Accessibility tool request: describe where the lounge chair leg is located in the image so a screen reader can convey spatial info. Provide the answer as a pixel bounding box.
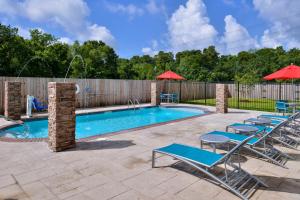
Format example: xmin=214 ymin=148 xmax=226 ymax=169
xmin=152 ymin=151 xmax=156 ymax=168
xmin=246 ymin=146 xmax=288 ymax=169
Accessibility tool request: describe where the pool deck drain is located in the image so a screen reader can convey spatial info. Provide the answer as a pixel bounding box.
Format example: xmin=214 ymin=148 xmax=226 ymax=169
xmin=0 ymin=104 xmax=300 ymax=200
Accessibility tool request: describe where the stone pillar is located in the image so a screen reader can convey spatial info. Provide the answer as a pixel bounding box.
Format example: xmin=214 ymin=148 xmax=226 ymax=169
xmin=4 ymin=81 xmax=22 ymax=120
xmin=48 ymin=82 xmax=76 ymax=152
xmin=151 ymin=81 xmax=160 ymax=106
xmin=216 ymin=84 xmax=228 ymax=113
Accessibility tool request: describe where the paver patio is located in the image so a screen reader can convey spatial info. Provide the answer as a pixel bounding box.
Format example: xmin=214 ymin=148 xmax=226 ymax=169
xmin=0 ymin=104 xmax=300 ymax=200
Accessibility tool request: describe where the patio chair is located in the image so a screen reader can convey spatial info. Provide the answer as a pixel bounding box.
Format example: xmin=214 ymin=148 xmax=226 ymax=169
xmin=226 ymin=122 xmax=299 ymax=150
xmin=152 ymin=135 xmax=268 ymax=200
xmin=170 ymin=93 xmax=178 ymax=103
xmin=205 ymin=131 xmax=292 ymax=168
xmin=160 ymin=93 xmax=169 ymax=103
xmin=275 ymin=101 xmax=290 ymax=114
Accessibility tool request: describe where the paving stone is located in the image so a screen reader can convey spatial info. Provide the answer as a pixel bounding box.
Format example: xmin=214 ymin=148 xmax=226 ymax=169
xmin=0 ymin=184 xmax=29 ymax=200
xmin=156 ymin=192 xmax=185 ymax=200
xmin=84 ymin=181 xmax=129 ymax=200
xmin=157 ymin=172 xmax=199 ymax=194
xmin=14 ymin=167 xmax=57 ymax=185
xmin=64 ymin=193 xmax=93 ymax=200
xmin=0 ymin=174 xmax=16 ymax=189
xmin=21 ymin=181 xmax=57 ymax=200
xmin=176 ymin=179 xmax=222 ymax=200
xmin=111 ymin=189 xmax=153 ymax=200
xmin=121 ymin=169 xmax=175 ymax=198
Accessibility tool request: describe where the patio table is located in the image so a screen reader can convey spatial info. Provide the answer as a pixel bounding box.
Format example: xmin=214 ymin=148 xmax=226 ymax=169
xmin=226 ymin=125 xmax=259 ymax=135
xmin=162 ymin=93 xmax=176 ymax=103
xmin=244 ymin=118 xmax=272 ymax=126
xmin=199 ymin=134 xmax=230 ymax=153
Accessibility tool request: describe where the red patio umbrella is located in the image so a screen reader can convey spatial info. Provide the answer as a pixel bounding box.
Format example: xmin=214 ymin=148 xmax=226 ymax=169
xmin=263 ymin=64 xmax=300 ymax=80
xmin=156 ymin=70 xmax=185 ymax=80
xmin=156 ymin=70 xmax=185 ymax=102
xmin=263 ymin=63 xmax=300 ymax=101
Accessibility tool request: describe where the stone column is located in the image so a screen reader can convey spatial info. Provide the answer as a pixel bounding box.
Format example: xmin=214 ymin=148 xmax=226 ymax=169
xmin=216 ymin=84 xmax=228 ymax=113
xmin=151 ymin=81 xmax=160 ymax=106
xmin=4 ymin=81 xmax=22 ymax=120
xmin=48 ymin=82 xmax=76 ymax=152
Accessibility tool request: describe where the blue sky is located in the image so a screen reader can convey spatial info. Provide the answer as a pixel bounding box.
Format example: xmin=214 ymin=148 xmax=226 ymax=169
xmin=0 ymin=0 xmax=299 ymax=58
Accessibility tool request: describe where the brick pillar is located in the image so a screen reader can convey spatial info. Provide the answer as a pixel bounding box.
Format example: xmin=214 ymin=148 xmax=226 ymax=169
xmin=151 ymin=81 xmax=161 ymax=106
xmin=48 ymin=82 xmax=76 ymax=152
xmin=4 ymin=81 xmax=22 ymax=120
xmin=216 ymin=84 xmax=228 ymax=113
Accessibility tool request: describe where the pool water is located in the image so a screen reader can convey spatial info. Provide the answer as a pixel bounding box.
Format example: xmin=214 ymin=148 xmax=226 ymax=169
xmin=0 ymin=107 xmax=205 ymax=139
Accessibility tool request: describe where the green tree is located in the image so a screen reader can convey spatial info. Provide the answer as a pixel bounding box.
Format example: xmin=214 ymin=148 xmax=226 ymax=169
xmin=0 ymin=24 xmax=30 ymax=76
xmin=70 ymin=41 xmax=118 ymax=79
xmin=130 ymin=55 xmax=155 ymax=79
xmin=117 ymin=58 xmax=137 ymax=79
xmin=154 ymin=51 xmax=175 ymax=74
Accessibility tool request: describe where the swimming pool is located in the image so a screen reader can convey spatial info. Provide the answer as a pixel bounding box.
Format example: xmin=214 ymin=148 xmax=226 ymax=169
xmin=0 ymin=106 xmax=205 ymax=139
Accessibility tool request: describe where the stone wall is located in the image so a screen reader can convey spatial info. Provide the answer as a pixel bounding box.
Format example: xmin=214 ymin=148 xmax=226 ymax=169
xmin=4 ymin=81 xmax=22 ymax=120
xmin=216 ymin=84 xmax=228 ymax=113
xmin=48 ymin=82 xmax=76 ymax=152
xmin=151 ymin=81 xmax=160 ymax=106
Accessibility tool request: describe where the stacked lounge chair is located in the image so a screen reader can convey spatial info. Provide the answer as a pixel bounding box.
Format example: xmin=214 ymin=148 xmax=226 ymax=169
xmin=227 ymin=121 xmax=299 ymax=150
xmin=152 ymin=111 xmax=300 ymax=199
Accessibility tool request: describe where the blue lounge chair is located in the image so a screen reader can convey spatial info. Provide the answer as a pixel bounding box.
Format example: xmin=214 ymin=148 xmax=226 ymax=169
xmin=258 ymin=112 xmax=300 ymax=136
xmin=227 ymin=122 xmax=299 ymax=150
xmin=251 ymin=112 xmax=300 ymax=139
xmin=206 ymin=131 xmax=292 ymax=168
xmin=152 ymin=135 xmax=267 ymax=200
xmin=32 ymin=97 xmax=48 ymax=111
xmin=243 ymin=118 xmax=283 ymax=127
xmin=258 ymin=111 xmax=300 ymax=121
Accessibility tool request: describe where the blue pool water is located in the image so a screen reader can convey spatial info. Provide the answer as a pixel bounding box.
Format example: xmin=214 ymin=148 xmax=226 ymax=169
xmin=0 ymin=106 xmax=205 ymax=139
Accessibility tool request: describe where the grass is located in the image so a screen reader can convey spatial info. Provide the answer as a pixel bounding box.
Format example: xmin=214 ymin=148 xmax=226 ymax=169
xmin=184 ymin=98 xmax=285 ymax=112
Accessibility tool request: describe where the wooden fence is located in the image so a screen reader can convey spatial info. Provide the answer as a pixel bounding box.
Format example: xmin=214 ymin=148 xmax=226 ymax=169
xmin=1 ymin=76 xmax=299 ymax=114
xmin=0 ymin=77 xmax=214 ymax=113
xmin=227 ymin=83 xmax=300 ymax=100
xmin=0 ymin=77 xmax=153 ymax=113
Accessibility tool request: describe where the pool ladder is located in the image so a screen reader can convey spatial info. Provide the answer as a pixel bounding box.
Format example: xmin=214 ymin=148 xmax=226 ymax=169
xmin=127 ymin=98 xmax=140 ymax=110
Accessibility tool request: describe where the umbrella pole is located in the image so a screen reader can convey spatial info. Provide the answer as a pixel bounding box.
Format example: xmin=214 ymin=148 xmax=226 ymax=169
xmin=179 ymin=80 xmax=182 ymax=103
xmin=293 ymin=79 xmax=295 ymax=102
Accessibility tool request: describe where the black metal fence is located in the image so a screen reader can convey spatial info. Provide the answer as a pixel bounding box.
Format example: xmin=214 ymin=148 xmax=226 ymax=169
xmin=164 ymin=81 xmax=299 ymax=112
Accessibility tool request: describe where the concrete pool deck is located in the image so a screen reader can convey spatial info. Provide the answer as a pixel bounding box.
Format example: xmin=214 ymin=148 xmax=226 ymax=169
xmin=0 ymin=104 xmax=300 ymax=200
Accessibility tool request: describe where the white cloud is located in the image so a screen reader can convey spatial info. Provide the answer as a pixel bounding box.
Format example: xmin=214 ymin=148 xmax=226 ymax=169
xmin=222 ymin=15 xmax=259 ymax=54
xmin=167 ymin=0 xmax=218 ymax=52
xmin=146 ymin=0 xmax=160 ymax=14
xmin=16 ymin=26 xmax=31 ymax=39
xmin=58 ymin=37 xmax=73 ymax=44
xmin=0 ymin=0 xmax=89 ymax=33
xmin=0 ymin=0 xmax=18 ymax=15
xmin=253 ymin=0 xmax=300 ymax=49
xmin=105 ymin=0 xmax=166 ymax=19
xmin=146 ymin=0 xmax=166 ymax=16
xmin=105 ymin=1 xmax=144 ymax=19
xmin=142 ymin=40 xmax=159 ymax=56
xmin=82 ymin=24 xmax=115 ymax=47
xmin=0 ymin=0 xmax=115 ymax=47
